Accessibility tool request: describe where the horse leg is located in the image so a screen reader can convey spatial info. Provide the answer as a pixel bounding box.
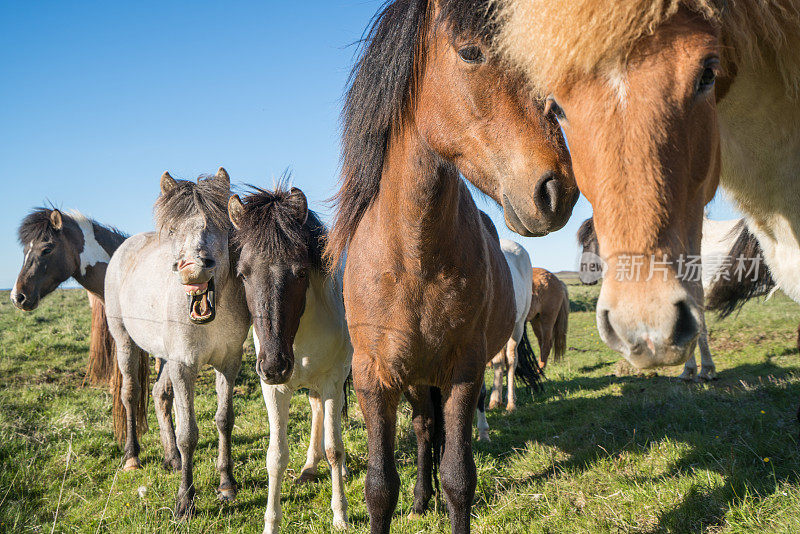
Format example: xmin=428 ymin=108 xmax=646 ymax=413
xmin=505 ymin=327 xmax=521 ymax=412
xmin=168 ymin=361 xmax=199 ymax=518
xmin=215 ymin=360 xmax=241 ymax=502
xmin=296 ymin=390 xmax=325 ymax=484
xmin=116 ymin=334 xmax=142 ymax=471
xmin=323 ymin=384 xmax=348 ymax=530
xmin=406 ymin=385 xmax=435 ymax=517
xmin=679 ymin=344 xmax=699 ymax=381
xmin=441 ymin=377 xmax=482 ymax=534
xmin=539 ymin=322 xmax=553 ymax=370
xmin=476 ymin=382 xmax=490 ymax=442
xmin=261 ymin=384 xmax=292 ymax=534
xmin=488 ymin=352 xmax=504 ymax=410
xmin=357 ymin=384 xmax=400 ymax=534
xmin=697 ymin=329 xmax=716 ymax=380
xmin=152 ymin=358 xmax=181 ymax=471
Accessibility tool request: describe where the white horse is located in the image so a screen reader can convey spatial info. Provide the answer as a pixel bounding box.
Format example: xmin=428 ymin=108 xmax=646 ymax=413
xmin=477 ymin=238 xmax=535 ymax=441
xmin=106 ymin=168 xmax=249 ymax=517
xmin=227 ymin=185 xmax=351 ymax=533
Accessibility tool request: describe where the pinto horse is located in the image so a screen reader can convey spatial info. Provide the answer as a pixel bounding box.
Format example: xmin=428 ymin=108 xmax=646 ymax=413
xmin=227 ymin=185 xmax=352 ymax=533
xmin=106 ymin=168 xmax=249 ymax=517
xmin=11 ymin=208 xmax=149 ymax=425
xmin=326 ymin=1 xmax=575 ymax=532
xmin=493 ymin=0 xmax=800 ymax=370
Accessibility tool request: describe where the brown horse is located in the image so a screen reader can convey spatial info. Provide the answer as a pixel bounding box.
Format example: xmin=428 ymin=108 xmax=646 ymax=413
xmin=493 ymin=0 xmax=800 ymax=371
xmin=528 ymin=268 xmax=569 ymax=369
xmin=326 ymin=1 xmax=575 ymax=532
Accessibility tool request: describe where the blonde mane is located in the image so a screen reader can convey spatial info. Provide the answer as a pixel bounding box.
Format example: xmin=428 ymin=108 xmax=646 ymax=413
xmin=494 ymin=0 xmax=800 ymax=97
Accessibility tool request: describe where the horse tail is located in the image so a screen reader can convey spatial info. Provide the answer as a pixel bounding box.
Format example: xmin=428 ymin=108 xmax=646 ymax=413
xmin=84 ymin=297 xmax=116 ymax=385
xmin=430 ymin=386 xmax=445 ymax=496
xmin=111 ymin=345 xmax=150 ymax=444
xmin=515 ymin=327 xmax=544 ymax=392
xmin=342 ymin=370 xmax=352 ymax=419
xmin=553 ymin=284 xmax=570 ymax=363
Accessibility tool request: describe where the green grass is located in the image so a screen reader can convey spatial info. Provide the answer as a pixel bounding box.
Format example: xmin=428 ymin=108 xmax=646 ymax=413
xmin=1 ymin=285 xmax=799 ymax=533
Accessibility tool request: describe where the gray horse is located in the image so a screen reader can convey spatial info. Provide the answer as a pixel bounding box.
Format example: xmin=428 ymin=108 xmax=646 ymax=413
xmin=105 ymin=168 xmax=249 ymax=517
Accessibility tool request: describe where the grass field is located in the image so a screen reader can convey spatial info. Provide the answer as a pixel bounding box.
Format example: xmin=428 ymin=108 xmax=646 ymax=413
xmin=1 ymin=284 xmax=800 ymax=533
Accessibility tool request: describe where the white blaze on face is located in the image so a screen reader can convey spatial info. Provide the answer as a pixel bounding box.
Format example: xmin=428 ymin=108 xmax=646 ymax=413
xmin=69 ymin=212 xmax=111 ymax=275
xmin=607 ymin=67 xmax=628 ymax=108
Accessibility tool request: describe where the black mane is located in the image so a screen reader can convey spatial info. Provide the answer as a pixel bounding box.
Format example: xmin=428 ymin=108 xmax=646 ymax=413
xmin=577 ymin=217 xmax=596 ymax=248
xmin=326 ymin=0 xmax=496 ymax=266
xmin=18 ymin=208 xmax=128 ymax=247
xmin=233 ymin=185 xmax=327 ymax=271
xmin=18 ymin=208 xmax=60 ymax=245
xmin=154 ymin=174 xmax=231 ymax=234
xmin=706 ymin=220 xmax=775 ymax=318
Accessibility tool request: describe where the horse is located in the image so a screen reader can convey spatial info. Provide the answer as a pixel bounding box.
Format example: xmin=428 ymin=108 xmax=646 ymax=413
xmin=486 ymin=265 xmax=568 ymax=415
xmin=577 ymin=216 xmax=774 ymax=380
xmin=484 ymin=239 xmax=536 ymax=417
xmin=227 ymin=185 xmax=351 ymax=533
xmin=105 ymin=168 xmax=249 ymax=517
xmin=11 ymin=208 xmax=149 ymax=419
xmin=492 ymin=0 xmax=800 ymax=370
xmin=325 ymin=1 xmax=576 ymax=531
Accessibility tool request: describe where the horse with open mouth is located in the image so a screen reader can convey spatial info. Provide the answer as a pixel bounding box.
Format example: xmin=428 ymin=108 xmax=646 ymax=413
xmin=326 ymin=1 xmax=576 ymax=532
xmin=227 ymin=184 xmax=352 ymax=533
xmin=105 ymin=167 xmax=249 ymax=517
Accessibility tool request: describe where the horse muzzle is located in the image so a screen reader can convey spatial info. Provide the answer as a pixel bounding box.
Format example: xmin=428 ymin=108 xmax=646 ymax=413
xmin=10 ymin=287 xmax=38 ymax=311
xmin=256 ymin=351 xmax=294 ymax=385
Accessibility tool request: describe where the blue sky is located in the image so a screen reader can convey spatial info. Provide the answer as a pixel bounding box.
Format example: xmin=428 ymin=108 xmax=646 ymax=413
xmin=0 ymin=1 xmax=741 ymax=289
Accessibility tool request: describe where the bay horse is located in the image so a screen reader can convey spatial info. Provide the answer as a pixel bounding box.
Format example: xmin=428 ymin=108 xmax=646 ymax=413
xmin=577 ymin=216 xmax=774 ymax=380
xmin=11 ymin=208 xmax=149 ymax=423
xmin=493 ymin=0 xmax=800 ymax=370
xmin=227 ymin=185 xmax=351 ymax=533
xmin=105 ymin=168 xmax=249 ymax=517
xmin=326 ymin=1 xmax=576 ymax=532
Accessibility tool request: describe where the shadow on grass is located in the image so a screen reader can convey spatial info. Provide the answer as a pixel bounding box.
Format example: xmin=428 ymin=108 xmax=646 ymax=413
xmin=462 ymin=359 xmax=800 ymax=531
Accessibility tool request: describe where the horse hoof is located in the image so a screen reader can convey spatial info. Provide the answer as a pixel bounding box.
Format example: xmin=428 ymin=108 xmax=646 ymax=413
xmin=408 ymin=512 xmax=424 ymax=520
xmin=216 ymin=484 xmax=237 ymax=502
xmin=488 ymin=400 xmax=500 ymax=410
xmin=478 ymin=431 xmax=491 ymax=443
xmin=505 ymin=404 xmax=516 ymax=413
xmin=175 ymin=498 xmax=195 ymax=519
xmin=294 ymin=470 xmax=318 ymax=485
xmin=333 ymin=517 xmax=348 ymax=530
xmin=123 ymin=457 xmax=141 ymax=471
xmin=699 ymin=369 xmax=717 ymax=381
xmin=162 ymin=457 xmax=182 ymax=472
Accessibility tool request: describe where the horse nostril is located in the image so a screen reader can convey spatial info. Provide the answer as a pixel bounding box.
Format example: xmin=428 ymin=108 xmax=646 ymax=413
xmin=200 ymin=258 xmax=216 ymax=270
xmin=14 ymin=292 xmax=26 ymax=304
xmin=533 ymin=172 xmax=562 ymax=216
xmin=672 ymin=300 xmax=698 ymax=347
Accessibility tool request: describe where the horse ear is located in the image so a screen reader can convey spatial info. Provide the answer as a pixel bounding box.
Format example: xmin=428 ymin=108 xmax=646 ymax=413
xmin=288 ymin=187 xmax=308 ymax=224
xmin=49 ymin=209 xmax=63 ymax=231
xmin=228 ymin=195 xmax=245 ymax=230
xmin=160 ymin=171 xmax=177 ymax=195
xmin=216 ymin=167 xmax=230 ymax=187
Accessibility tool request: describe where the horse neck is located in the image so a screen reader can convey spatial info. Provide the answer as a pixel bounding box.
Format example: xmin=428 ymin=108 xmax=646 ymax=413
xmin=67 ymin=215 xmax=124 ymax=297
xmin=380 ymin=125 xmax=463 ymax=265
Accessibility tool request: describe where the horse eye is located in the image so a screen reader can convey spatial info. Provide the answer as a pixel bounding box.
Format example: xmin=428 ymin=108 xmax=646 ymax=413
xmin=696 ymin=68 xmax=716 ymax=94
xmin=696 ymin=58 xmax=719 ymax=95
xmin=41 ymin=246 xmax=54 ymax=256
xmin=545 ymin=95 xmax=566 ymax=121
xmin=458 ymin=45 xmax=485 ymax=64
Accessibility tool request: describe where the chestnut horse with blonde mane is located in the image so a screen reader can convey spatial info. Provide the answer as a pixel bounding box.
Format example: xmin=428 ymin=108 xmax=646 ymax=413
xmin=326 ymin=1 xmax=576 ymax=532
xmin=493 ymin=0 xmax=800 ymax=369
